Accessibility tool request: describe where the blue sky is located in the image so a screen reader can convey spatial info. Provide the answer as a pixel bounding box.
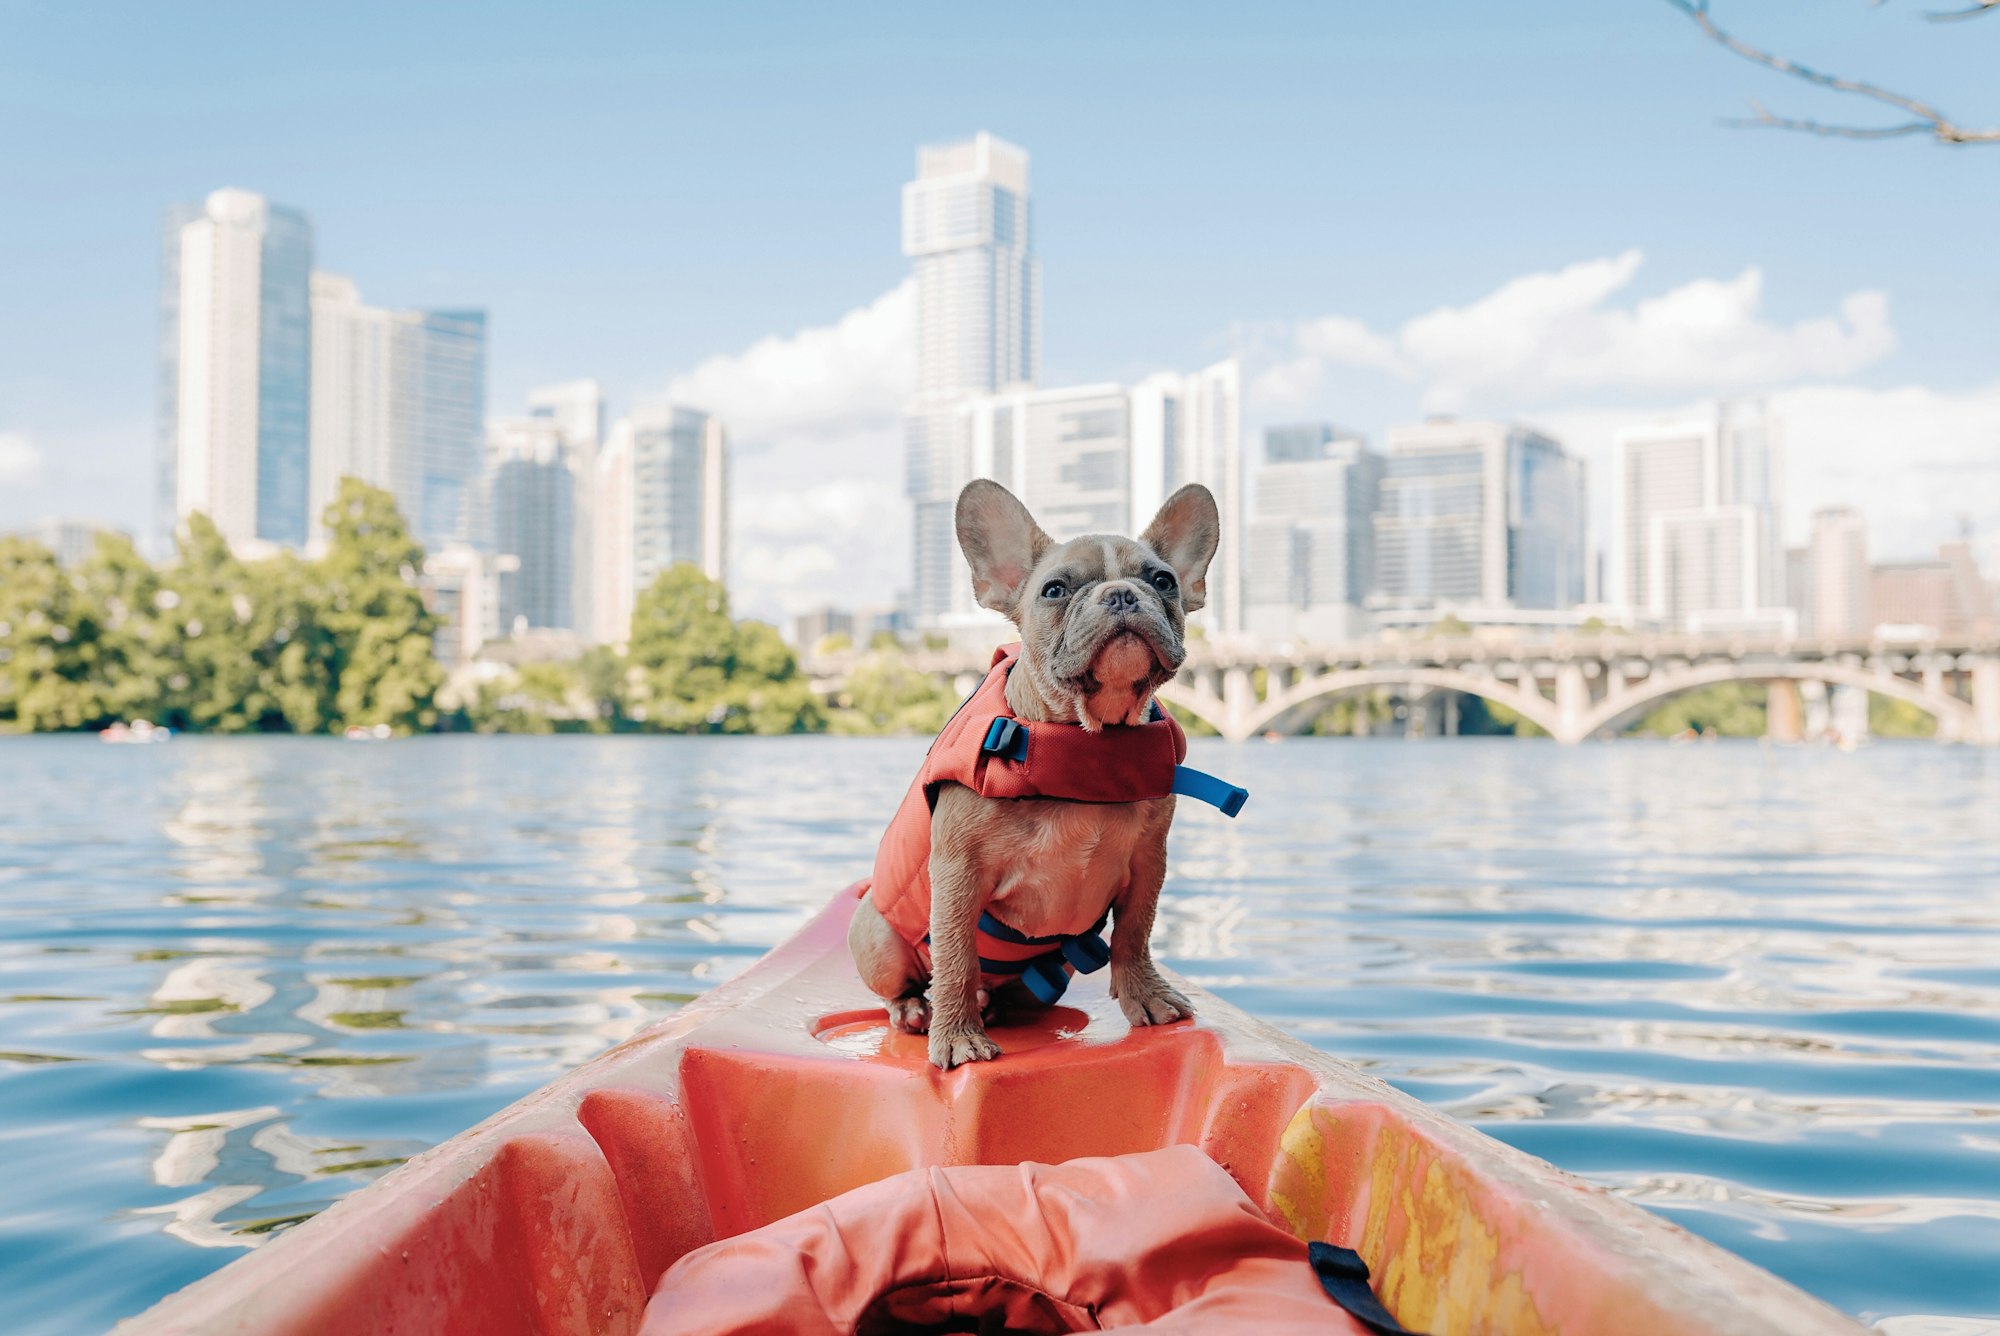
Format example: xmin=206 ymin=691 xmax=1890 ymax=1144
xmin=3 ymin=1 xmax=1996 ymax=615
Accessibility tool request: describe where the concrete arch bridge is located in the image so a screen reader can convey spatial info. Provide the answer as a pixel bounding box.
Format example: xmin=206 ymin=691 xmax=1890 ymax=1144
xmin=803 ymin=633 xmax=2000 ymax=745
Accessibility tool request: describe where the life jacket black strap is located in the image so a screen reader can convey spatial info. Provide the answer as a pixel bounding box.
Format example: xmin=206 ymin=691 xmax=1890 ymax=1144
xmin=1308 ymin=1242 xmax=1427 ymax=1335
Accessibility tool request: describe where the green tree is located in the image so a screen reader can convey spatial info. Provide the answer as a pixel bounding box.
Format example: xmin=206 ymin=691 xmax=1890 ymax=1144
xmin=1631 ymin=682 xmax=1767 ymax=738
xmin=829 ymin=649 xmax=959 ymax=735
xmin=318 ymin=480 xmax=443 ymax=734
xmin=624 ymin=565 xmax=821 ymax=733
xmin=74 ymin=531 xmax=174 ymax=726
xmin=0 ymin=537 xmax=108 ymax=731
xmin=156 ymin=514 xmax=337 ymax=732
xmin=1869 ymin=693 xmax=1937 ymax=739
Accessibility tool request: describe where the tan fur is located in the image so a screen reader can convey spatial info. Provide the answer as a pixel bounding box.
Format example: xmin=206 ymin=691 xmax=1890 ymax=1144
xmin=849 ymin=480 xmax=1222 ymax=1068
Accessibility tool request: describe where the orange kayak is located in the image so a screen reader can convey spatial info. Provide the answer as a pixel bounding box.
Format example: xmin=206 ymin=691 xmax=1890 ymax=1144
xmin=118 ymin=883 xmax=1866 ymax=1336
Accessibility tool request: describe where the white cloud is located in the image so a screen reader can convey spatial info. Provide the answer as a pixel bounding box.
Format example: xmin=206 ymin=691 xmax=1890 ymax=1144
xmin=1251 ymin=251 xmax=1896 ymax=416
xmin=653 ymin=283 xmax=916 ymax=624
xmin=1242 ymin=253 xmax=1997 ymax=581
xmin=0 ymin=432 xmax=42 ymax=487
xmin=661 ymin=281 xmax=914 ymax=435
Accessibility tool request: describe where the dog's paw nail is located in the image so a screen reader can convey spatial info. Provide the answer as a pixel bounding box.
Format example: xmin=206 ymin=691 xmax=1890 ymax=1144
xmin=1121 ymin=988 xmax=1194 ymax=1027
xmin=929 ymin=1028 xmax=1002 ymax=1068
xmin=887 ymin=996 xmax=932 ymax=1034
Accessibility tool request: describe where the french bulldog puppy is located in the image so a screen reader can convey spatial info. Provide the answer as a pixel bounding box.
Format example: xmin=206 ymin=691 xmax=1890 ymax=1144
xmin=849 ymin=478 xmax=1221 ymax=1068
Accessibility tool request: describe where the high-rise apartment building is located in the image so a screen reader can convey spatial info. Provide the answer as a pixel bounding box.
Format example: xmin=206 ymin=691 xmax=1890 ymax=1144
xmin=589 ymin=405 xmax=728 ymax=644
xmin=1262 ymin=422 xmax=1365 ymax=465
xmin=1616 ymin=400 xmax=1783 ymax=629
xmin=941 ymin=360 xmax=1245 ymax=636
xmin=308 ymin=274 xmax=486 ymax=552
xmin=523 ymin=379 xmax=605 ymax=640
xmin=1807 ymin=506 xmax=1871 ymax=636
xmin=1651 ymin=506 xmax=1777 ymax=633
xmin=1372 ymin=420 xmax=1586 ymax=613
xmin=1245 ymin=434 xmax=1382 ymax=642
xmin=1131 ymin=361 xmax=1244 ymax=635
xmin=1872 ymin=542 xmax=1997 ymax=637
xmin=484 ymin=419 xmax=575 ymax=633
xmin=158 ymin=188 xmax=313 ymax=551
xmin=527 ymin=379 xmax=606 ymax=457
xmin=903 ymin=133 xmax=1039 ymax=626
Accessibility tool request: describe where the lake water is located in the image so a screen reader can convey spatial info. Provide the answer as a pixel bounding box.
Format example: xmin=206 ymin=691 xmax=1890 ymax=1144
xmin=1 ymin=735 xmax=1997 ymax=1333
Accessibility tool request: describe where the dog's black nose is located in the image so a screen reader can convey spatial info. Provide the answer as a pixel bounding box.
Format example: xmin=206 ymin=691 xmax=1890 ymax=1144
xmin=1100 ymin=584 xmax=1140 ymax=614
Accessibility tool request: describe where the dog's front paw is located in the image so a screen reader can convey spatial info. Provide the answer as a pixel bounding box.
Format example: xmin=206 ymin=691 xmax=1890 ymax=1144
xmin=929 ymin=1024 xmax=1001 ymax=1069
xmin=1117 ymin=975 xmax=1194 ymax=1027
xmin=886 ymin=994 xmax=931 ymax=1034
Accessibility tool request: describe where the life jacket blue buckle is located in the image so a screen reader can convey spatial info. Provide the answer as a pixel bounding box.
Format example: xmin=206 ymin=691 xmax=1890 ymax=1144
xmin=1060 ymin=932 xmax=1112 ymax=974
xmin=980 ymin=716 xmax=1030 ymax=762
xmin=1021 ymin=955 xmax=1070 ymax=1005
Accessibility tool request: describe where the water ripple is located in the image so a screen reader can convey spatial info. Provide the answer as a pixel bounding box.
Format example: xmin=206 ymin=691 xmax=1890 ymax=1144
xmin=1 ymin=735 xmax=1997 ymax=1331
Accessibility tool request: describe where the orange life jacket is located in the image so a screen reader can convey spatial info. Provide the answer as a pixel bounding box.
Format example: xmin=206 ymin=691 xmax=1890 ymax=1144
xmin=642 ymin=1146 xmax=1380 ymax=1335
xmin=866 ymin=643 xmax=1246 ymax=1004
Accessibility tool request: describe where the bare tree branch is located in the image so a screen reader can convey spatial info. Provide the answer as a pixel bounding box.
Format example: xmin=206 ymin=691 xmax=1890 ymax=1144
xmin=1668 ymin=0 xmax=2000 ymax=145
xmin=1927 ymin=0 xmax=2000 ymax=22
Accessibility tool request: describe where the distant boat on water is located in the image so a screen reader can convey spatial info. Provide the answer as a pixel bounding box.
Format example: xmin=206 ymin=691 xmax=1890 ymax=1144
xmin=99 ymin=721 xmax=170 ymax=744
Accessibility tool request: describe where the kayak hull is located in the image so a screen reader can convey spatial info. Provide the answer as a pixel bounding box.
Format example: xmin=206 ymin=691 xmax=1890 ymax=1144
xmin=118 ymin=884 xmax=1865 ymax=1336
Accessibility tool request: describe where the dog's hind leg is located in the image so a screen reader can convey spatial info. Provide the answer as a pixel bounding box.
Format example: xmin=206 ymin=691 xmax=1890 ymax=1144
xmin=849 ymin=892 xmax=933 ymax=1032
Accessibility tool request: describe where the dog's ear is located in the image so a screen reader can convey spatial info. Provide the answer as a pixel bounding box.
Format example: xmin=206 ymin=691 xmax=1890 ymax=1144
xmin=956 ymin=480 xmax=1051 ymax=615
xmin=1140 ymin=484 xmax=1221 ymax=613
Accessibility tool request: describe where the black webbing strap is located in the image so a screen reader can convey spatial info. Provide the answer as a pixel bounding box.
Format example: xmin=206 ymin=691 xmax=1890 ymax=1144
xmin=1308 ymin=1242 xmax=1427 ymax=1335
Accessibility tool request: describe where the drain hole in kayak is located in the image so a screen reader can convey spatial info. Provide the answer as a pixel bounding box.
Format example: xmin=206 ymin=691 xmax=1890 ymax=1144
xmin=810 ymin=1005 xmax=1095 ymax=1056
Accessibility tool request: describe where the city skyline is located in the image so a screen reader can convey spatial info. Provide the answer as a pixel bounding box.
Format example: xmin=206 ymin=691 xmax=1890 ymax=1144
xmin=22 ymin=156 xmax=2000 ymax=649
xmin=5 ymin=4 xmax=1998 ymax=623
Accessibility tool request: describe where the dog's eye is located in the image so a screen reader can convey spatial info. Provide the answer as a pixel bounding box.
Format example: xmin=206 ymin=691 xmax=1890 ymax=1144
xmin=1041 ymin=580 xmax=1068 ymax=600
xmin=1150 ymin=570 xmax=1177 ymax=595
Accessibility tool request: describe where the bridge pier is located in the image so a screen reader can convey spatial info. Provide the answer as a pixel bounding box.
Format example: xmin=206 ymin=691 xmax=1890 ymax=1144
xmin=1975 ymin=659 xmax=2000 ymax=746
xmin=1222 ymin=666 xmax=1256 ymax=740
xmin=1767 ymin=680 xmax=1803 ymax=744
xmin=1554 ymin=662 xmax=1589 ymax=743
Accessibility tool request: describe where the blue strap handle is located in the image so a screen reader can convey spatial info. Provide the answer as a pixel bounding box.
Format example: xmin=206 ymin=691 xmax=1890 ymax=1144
xmin=1021 ymin=956 xmax=1070 ymax=1004
xmin=1172 ymin=765 xmax=1249 ymax=817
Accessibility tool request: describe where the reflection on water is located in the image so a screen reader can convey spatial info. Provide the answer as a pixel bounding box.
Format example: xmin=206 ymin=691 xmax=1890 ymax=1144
xmin=0 ymin=735 xmax=1996 ymax=1333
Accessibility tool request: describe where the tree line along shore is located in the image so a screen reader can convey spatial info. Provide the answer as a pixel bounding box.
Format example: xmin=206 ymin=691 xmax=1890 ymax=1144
xmin=0 ymin=480 xmax=957 ymax=738
xmin=0 ymin=481 xmax=1933 ymax=740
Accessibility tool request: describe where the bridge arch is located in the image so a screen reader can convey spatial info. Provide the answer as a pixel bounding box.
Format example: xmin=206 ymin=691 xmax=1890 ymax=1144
xmin=1159 ymin=666 xmax=1565 ymax=742
xmin=1571 ymin=660 xmax=1975 ymax=741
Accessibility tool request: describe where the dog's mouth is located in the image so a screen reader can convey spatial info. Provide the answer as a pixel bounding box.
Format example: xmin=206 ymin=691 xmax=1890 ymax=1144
xmin=1078 ymin=629 xmax=1168 ymax=691
xmin=1068 ymin=628 xmax=1178 ymax=728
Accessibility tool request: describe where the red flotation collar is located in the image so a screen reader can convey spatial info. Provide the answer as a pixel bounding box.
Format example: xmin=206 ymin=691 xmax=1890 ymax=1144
xmin=922 ymin=643 xmax=1189 ymax=804
xmin=866 ymin=644 xmax=1207 ymax=1003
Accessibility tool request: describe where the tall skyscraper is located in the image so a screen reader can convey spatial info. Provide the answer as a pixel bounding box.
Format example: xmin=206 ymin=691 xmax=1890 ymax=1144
xmin=1372 ymin=420 xmax=1587 ymax=613
xmin=902 ymin=133 xmax=1039 ymax=626
xmin=1616 ymin=400 xmax=1783 ymax=628
xmin=307 ymin=273 xmax=394 ymax=543
xmin=1651 ymin=506 xmax=1767 ymax=633
xmin=527 ymin=379 xmax=606 ymax=456
xmin=1262 ymin=422 xmax=1364 ymax=465
xmin=525 ymin=379 xmax=605 ymax=639
xmin=307 ymin=274 xmax=486 ymax=552
xmin=484 ymin=419 xmax=575 ymax=633
xmin=1244 ymin=435 xmax=1382 ymax=642
xmin=589 ymin=405 xmax=728 ymax=644
xmin=1807 ymin=506 xmax=1871 ymax=637
xmin=158 ymin=188 xmax=313 ymax=551
xmin=942 ymin=359 xmax=1245 ymax=636
xmin=1872 ymin=542 xmax=1997 ymax=638
xmin=1128 ymin=361 xmax=1244 ymax=634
